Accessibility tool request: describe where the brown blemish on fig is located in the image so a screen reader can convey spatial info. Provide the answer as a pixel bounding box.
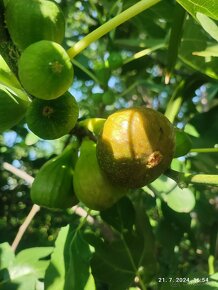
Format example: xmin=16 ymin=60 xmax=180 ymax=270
xmin=146 ymin=151 xmax=163 ymax=168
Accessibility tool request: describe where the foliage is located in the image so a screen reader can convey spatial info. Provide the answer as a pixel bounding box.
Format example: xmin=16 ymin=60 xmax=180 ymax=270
xmin=0 ymin=0 xmax=218 ymax=290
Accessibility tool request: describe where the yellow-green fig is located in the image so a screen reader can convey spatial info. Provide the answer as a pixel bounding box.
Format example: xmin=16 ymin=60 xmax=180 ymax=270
xmin=73 ymin=140 xmax=128 ymax=211
xmin=97 ymin=107 xmax=175 ymax=188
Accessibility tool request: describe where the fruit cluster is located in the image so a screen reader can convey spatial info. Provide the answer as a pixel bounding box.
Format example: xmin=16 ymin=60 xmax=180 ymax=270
xmin=31 ymin=107 xmax=176 ymax=211
xmin=2 ymin=0 xmax=78 ymax=139
xmin=1 ymin=0 xmax=189 ymax=211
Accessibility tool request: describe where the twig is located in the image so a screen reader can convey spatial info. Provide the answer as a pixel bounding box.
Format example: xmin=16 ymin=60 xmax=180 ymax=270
xmin=3 ymin=162 xmax=115 ymax=251
xmin=11 ymin=204 xmax=40 ymax=251
xmin=3 ymin=162 xmax=34 ymax=184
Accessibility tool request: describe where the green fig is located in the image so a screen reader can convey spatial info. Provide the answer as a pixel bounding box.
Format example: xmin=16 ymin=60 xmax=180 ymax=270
xmin=102 ymin=91 xmax=115 ymax=106
xmin=5 ymin=0 xmax=65 ymax=51
xmin=174 ymin=129 xmax=192 ymax=157
xmin=97 ymin=107 xmax=175 ymax=188
xmin=0 ymin=84 xmax=30 ymax=133
xmin=18 ymin=40 xmax=74 ymax=100
xmin=73 ymin=140 xmax=128 ymax=211
xmin=31 ymin=145 xmax=78 ymax=209
xmin=108 ymin=52 xmax=123 ymax=70
xmin=26 ymin=92 xmax=79 ymax=140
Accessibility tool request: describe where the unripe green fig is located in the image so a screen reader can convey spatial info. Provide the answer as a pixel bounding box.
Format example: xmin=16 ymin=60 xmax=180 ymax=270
xmin=174 ymin=129 xmax=192 ymax=157
xmin=26 ymin=92 xmax=79 ymax=140
xmin=0 ymin=84 xmax=30 ymax=133
xmin=31 ymin=145 xmax=78 ymax=209
xmin=73 ymin=140 xmax=128 ymax=211
xmin=102 ymin=91 xmax=115 ymax=106
xmin=18 ymin=40 xmax=74 ymax=100
xmin=108 ymin=52 xmax=123 ymax=70
xmin=97 ymin=107 xmax=175 ymax=188
xmin=5 ymin=0 xmax=65 ymax=51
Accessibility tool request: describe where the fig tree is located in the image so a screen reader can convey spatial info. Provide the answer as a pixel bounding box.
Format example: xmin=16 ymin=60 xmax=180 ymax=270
xmin=97 ymin=107 xmax=175 ymax=188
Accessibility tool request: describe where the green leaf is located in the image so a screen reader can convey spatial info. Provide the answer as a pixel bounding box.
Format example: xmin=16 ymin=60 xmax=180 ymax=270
xmin=189 ymin=106 xmax=218 ymax=148
xmin=179 ymin=17 xmax=218 ymax=79
xmin=196 ymin=12 xmax=218 ymax=41
xmin=100 ymin=196 xmax=135 ymax=232
xmin=193 ymin=45 xmax=218 ymax=57
xmin=166 ymin=4 xmax=186 ymax=77
xmin=13 ymin=247 xmax=53 ymax=279
xmin=0 ymin=242 xmax=15 ymax=270
xmin=177 ymin=0 xmax=218 ymax=20
xmin=45 ymin=225 xmax=95 ymax=290
xmin=0 ymin=55 xmax=22 ymax=89
xmin=149 ymin=175 xmax=196 ymax=213
xmin=0 ymin=247 xmax=53 ymax=290
xmin=88 ymin=201 xmax=157 ymax=289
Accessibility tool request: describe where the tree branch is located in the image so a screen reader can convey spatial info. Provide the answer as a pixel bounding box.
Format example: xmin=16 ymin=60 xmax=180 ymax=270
xmin=11 ymin=204 xmax=40 ymax=252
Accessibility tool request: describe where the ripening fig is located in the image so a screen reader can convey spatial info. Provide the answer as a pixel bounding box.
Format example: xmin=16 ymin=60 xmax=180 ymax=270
xmin=97 ymin=107 xmax=175 ymax=188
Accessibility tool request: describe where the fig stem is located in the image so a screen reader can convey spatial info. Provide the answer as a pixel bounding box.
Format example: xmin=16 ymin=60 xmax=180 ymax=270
xmin=67 ymin=0 xmax=161 ymax=59
xmin=190 ymin=148 xmax=218 ymax=153
xmin=71 ymin=58 xmax=101 ymax=84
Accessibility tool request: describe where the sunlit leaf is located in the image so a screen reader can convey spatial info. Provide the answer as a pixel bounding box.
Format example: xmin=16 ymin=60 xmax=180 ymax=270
xmin=196 ymin=13 xmax=218 ymax=41
xmin=1 ymin=247 xmax=53 ymax=290
xmin=149 ymin=175 xmax=196 ymax=212
xmin=45 ymin=225 xmax=95 ymax=290
xmin=179 ymin=17 xmax=218 ymax=79
xmin=0 ymin=242 xmax=15 ymax=270
xmin=177 ymin=0 xmax=218 ymax=20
